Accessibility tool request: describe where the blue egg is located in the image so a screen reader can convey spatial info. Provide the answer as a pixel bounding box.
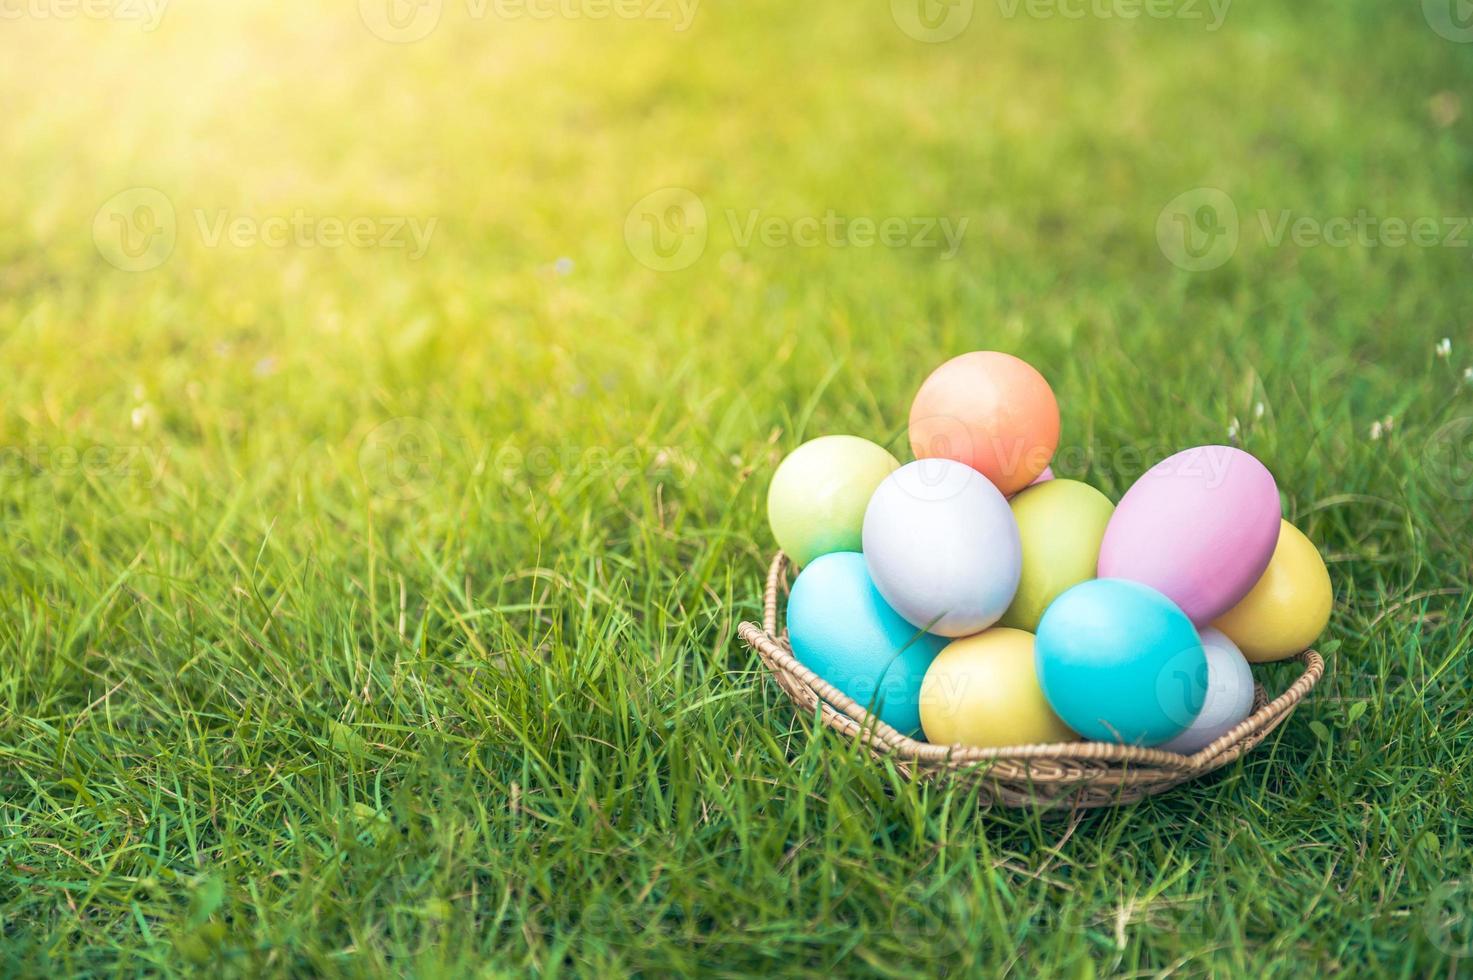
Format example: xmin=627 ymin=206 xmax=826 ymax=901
xmin=786 ymin=552 xmax=946 ymax=735
xmin=1035 ymin=579 xmax=1206 ymax=746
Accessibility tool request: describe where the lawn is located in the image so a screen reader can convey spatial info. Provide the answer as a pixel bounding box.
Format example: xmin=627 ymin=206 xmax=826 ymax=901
xmin=1 ymin=0 xmax=1471 ymax=974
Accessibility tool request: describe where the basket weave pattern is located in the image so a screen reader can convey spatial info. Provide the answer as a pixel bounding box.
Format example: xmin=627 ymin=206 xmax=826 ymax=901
xmin=738 ymin=552 xmax=1325 ymax=809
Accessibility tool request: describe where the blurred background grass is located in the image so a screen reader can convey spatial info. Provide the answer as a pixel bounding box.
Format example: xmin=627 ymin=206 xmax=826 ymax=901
xmin=1 ymin=0 xmax=1471 ymax=974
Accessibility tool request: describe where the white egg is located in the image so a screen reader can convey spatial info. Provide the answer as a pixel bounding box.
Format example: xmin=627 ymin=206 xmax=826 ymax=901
xmin=1158 ymin=627 xmax=1257 ymax=755
xmin=862 ymin=458 xmax=1022 ymax=637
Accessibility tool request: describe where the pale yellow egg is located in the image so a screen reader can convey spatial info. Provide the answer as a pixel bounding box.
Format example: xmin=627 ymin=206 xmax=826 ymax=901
xmin=919 ymin=628 xmax=1077 ymax=748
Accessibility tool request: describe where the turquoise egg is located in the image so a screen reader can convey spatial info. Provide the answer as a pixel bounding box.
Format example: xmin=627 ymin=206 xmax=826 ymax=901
xmin=1035 ymin=579 xmax=1206 ymax=746
xmin=786 ymin=552 xmax=946 ymax=735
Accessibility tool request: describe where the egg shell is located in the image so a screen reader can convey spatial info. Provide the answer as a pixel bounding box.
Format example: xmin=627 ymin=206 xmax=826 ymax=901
xmin=1157 ymin=627 xmax=1257 ymax=755
xmin=1001 ymin=479 xmax=1115 ymax=632
xmin=908 ymin=351 xmax=1060 ymax=496
xmin=767 ymin=435 xmax=899 ymax=567
xmin=1097 ymin=445 xmax=1281 ymax=624
xmin=1212 ymin=520 xmax=1332 ymax=663
xmin=862 ymin=458 xmax=1022 ymax=637
xmin=1035 ymin=578 xmax=1206 ymax=746
xmin=785 ymin=552 xmax=946 ymax=735
xmin=919 ymin=627 xmax=1077 ymax=748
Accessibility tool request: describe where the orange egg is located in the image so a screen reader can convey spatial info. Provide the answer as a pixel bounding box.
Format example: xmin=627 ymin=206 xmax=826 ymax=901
xmin=908 ymin=352 xmax=1060 ymax=495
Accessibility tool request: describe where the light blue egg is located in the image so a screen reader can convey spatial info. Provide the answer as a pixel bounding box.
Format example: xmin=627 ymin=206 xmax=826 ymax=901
xmin=1035 ymin=579 xmax=1206 ymax=746
xmin=786 ymin=552 xmax=946 ymax=735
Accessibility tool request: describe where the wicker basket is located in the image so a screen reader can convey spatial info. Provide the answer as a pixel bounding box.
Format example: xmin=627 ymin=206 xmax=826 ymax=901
xmin=738 ymin=552 xmax=1325 ymax=810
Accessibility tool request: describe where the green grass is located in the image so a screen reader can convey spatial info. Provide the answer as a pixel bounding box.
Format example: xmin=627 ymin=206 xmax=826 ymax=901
xmin=2 ymin=0 xmax=1472 ymax=974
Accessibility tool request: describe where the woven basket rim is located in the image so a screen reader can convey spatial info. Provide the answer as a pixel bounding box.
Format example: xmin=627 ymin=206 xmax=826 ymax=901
xmin=739 ymin=551 xmax=1324 ymax=777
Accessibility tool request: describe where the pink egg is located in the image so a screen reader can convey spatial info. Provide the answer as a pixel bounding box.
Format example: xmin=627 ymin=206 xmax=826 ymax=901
xmin=1009 ymin=466 xmax=1054 ymax=500
xmin=1097 ymin=446 xmax=1280 ymax=624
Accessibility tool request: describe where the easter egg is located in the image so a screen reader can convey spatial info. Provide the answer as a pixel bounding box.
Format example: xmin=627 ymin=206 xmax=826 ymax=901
xmin=908 ymin=351 xmax=1060 ymax=496
xmin=1097 ymin=445 xmax=1280 ymax=624
xmin=919 ymin=627 xmax=1077 ymax=748
xmin=1212 ymin=520 xmax=1332 ymax=663
xmin=785 ymin=552 xmax=946 ymax=734
xmin=1000 ymin=479 xmax=1115 ymax=632
xmin=767 ymin=435 xmax=899 ymax=567
xmin=1028 ymin=466 xmax=1055 ymax=488
xmin=1035 ymin=579 xmax=1206 ymax=746
xmin=863 ymin=458 xmax=1022 ymax=637
xmin=1157 ymin=628 xmax=1257 ymax=755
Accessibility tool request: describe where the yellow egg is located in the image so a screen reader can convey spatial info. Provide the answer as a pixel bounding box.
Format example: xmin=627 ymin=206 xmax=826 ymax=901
xmin=919 ymin=628 xmax=1078 ymax=748
xmin=766 ymin=435 xmax=899 ymax=567
xmin=1001 ymin=479 xmax=1115 ymax=632
xmin=1212 ymin=519 xmax=1332 ymax=663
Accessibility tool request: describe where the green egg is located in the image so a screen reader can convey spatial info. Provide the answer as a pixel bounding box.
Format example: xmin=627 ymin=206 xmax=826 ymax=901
xmin=766 ymin=436 xmax=899 ymax=567
xmin=1000 ymin=479 xmax=1115 ymax=632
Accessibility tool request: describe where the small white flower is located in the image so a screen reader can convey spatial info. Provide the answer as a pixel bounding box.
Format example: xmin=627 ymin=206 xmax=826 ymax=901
xmin=1227 ymin=418 xmax=1240 ymax=439
xmin=1254 ymin=402 xmax=1265 ymax=420
xmin=1382 ymin=414 xmax=1395 ymax=432
xmin=1464 ymin=366 xmax=1473 ymax=383
xmin=1437 ymin=338 xmax=1452 ymax=358
xmin=1369 ymin=420 xmax=1383 ymax=440
xmin=130 ymin=405 xmax=150 ymax=431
